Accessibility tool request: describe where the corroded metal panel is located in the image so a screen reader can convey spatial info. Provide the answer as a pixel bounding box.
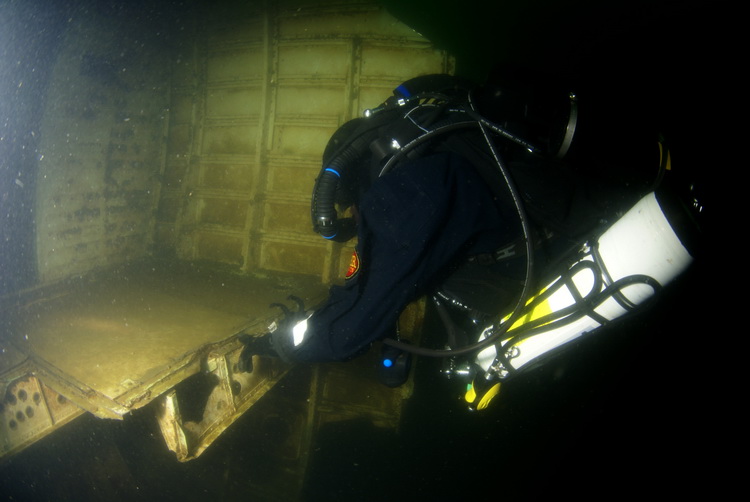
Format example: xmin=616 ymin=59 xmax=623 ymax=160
xmin=34 ymin=14 xmax=170 ymax=283
xmin=3 ymin=263 xmax=328 ymax=416
xmin=206 ymin=50 xmax=265 ymax=84
xmin=199 ymin=197 xmax=250 ymax=228
xmin=270 ymin=121 xmax=337 ymax=156
xmin=7 ymin=0 xmax=444 ymax=467
xmin=200 ymin=162 xmax=259 ymax=191
xmin=156 ymin=343 xmax=291 ymax=462
xmin=202 ymin=122 xmax=260 ymax=156
xmin=265 ymin=160 xmax=321 ymax=196
xmin=259 ymin=238 xmax=332 ymax=277
xmin=263 ymin=198 xmax=313 ymax=235
xmin=277 ymin=43 xmax=352 ymax=79
xmin=206 ymin=86 xmax=264 ymax=118
xmin=1 ymin=261 xmax=329 ymax=461
xmin=1 ymin=371 xmax=85 ymax=459
xmin=164 ymin=1 xmax=453 ymax=278
xmin=195 ymin=231 xmax=246 ymax=265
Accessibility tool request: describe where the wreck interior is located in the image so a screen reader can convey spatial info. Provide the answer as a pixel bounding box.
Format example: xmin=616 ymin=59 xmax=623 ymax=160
xmin=1 ymin=1 xmax=442 ymax=494
xmin=1 ymin=0 xmax=717 ymax=500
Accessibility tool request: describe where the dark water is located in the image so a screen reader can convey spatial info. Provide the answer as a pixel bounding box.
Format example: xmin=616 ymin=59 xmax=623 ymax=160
xmin=304 ymin=265 xmax=712 ymax=500
xmin=2 ymin=0 xmax=719 ymax=500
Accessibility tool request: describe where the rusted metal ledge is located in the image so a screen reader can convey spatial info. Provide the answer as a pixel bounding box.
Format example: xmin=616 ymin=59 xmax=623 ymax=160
xmin=156 ymin=342 xmax=290 ymax=462
xmin=1 ymin=260 xmax=328 ymax=461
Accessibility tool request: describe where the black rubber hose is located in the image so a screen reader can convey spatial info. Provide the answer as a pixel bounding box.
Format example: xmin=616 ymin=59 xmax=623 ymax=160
xmin=311 ymin=169 xmax=341 ymax=239
xmin=501 ymin=272 xmax=661 ymax=352
xmin=382 ymin=117 xmax=538 ymax=357
xmin=311 ymin=144 xmax=361 ymax=239
xmin=378 ymin=120 xmax=479 ymax=177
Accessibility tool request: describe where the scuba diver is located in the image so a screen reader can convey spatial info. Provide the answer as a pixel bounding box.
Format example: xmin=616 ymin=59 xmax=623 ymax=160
xmin=238 ymin=64 xmax=702 ymax=408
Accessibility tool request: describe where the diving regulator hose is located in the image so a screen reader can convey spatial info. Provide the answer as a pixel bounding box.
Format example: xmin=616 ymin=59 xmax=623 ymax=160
xmin=382 ymin=91 xmax=538 ymax=358
xmin=382 ymin=95 xmax=696 ymax=361
xmin=314 ymin=89 xmax=696 ymax=363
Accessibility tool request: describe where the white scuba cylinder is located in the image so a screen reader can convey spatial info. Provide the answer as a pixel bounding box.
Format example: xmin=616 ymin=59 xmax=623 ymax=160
xmin=475 ymin=191 xmax=694 ymax=374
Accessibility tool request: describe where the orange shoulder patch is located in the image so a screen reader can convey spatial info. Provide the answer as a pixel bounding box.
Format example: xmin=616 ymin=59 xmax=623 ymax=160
xmin=345 ymin=249 xmax=360 ymax=279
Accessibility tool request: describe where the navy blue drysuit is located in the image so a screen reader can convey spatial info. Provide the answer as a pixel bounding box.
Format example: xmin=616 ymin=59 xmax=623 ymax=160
xmin=272 ymin=151 xmax=518 ymax=363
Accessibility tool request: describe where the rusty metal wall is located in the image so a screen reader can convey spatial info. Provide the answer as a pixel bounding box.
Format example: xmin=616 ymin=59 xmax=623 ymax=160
xmin=31 ymin=1 xmax=452 ymax=286
xmin=156 ymin=1 xmax=454 ymax=283
xmin=34 ymin=10 xmax=171 ymax=284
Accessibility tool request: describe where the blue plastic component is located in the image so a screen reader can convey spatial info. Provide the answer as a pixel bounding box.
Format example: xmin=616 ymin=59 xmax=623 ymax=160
xmin=395 ymin=84 xmax=412 ymax=98
xmin=377 ymin=344 xmax=411 ymax=387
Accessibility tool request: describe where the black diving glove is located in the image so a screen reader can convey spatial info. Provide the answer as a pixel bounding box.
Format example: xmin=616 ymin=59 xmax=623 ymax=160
xmin=237 ymin=333 xmax=275 ymax=373
xmin=237 ymin=295 xmax=309 ymax=373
